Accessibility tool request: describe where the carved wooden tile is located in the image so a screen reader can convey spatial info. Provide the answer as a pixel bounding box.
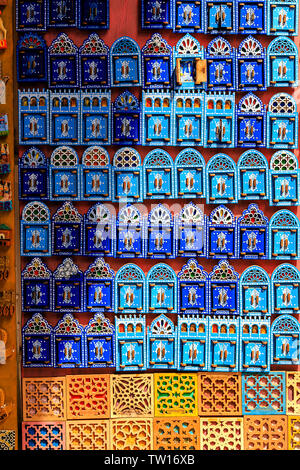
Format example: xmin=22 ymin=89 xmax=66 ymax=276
xmin=22 ymin=377 xmax=66 ymax=421
xmin=22 ymin=421 xmax=65 ymax=450
xmin=153 ymin=417 xmax=200 ymax=450
xmin=286 ymin=372 xmax=300 ymax=415
xmin=244 ymin=416 xmax=287 ymax=450
xmin=288 ymin=416 xmax=300 ymax=450
xmin=111 ymin=374 xmax=154 ymax=417
xmin=110 ymin=418 xmax=152 ymax=450
xmin=200 ymin=418 xmax=243 ymax=450
xmin=66 ymin=374 xmax=110 ymax=420
xmin=66 ymin=420 xmax=109 ymax=450
xmin=198 ymin=373 xmax=242 ymax=416
xmin=154 ymin=373 xmax=198 ymax=417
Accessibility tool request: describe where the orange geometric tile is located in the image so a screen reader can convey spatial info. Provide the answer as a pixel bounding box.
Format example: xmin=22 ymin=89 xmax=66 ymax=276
xmin=110 ymin=418 xmax=152 ymax=450
xmin=22 ymin=377 xmax=66 ymax=421
xmin=286 ymin=372 xmax=300 ymax=415
xmin=288 ymin=416 xmax=300 ymax=450
xmin=200 ymin=418 xmax=243 ymax=450
xmin=198 ymin=373 xmax=242 ymax=416
xmin=66 ymin=374 xmax=110 ymax=420
xmin=153 ymin=417 xmax=200 ymax=450
xmin=244 ymin=416 xmax=287 ymax=450
xmin=111 ymin=374 xmax=153 ymax=417
xmin=66 ymin=420 xmax=110 ymax=450
xmin=154 ymin=373 xmax=198 ymax=417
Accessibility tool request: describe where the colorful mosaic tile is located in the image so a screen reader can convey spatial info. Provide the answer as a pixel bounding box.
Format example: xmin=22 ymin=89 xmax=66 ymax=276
xmin=154 ymin=373 xmax=198 ymax=417
xmin=22 ymin=421 xmax=65 ymax=450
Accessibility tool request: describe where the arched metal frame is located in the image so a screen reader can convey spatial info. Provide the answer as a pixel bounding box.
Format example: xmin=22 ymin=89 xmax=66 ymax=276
xmin=271 ymin=315 xmax=300 ymax=365
xmin=236 ymin=36 xmax=266 ymax=91
xmin=52 ymin=258 xmax=84 ymax=313
xmin=177 ymin=258 xmax=208 ymax=314
xmin=237 ymin=150 xmax=269 ymax=200
xmin=206 ymin=154 xmax=238 ymax=204
xmin=208 ymin=260 xmax=239 ymax=315
xmin=112 ymin=147 xmax=143 ymax=202
xmin=269 ymin=150 xmax=300 ymax=206
xmin=51 ymin=201 xmax=83 ymax=256
xmin=147 ymin=314 xmax=177 ymax=369
xmin=269 ymin=209 xmax=300 ymax=259
xmin=240 ymin=315 xmax=271 ymax=372
xmin=143 ymin=149 xmax=175 ymax=199
xmin=173 ymin=34 xmax=205 ymax=90
xmin=115 ymin=315 xmax=147 ymax=371
xmin=266 ymin=92 xmax=298 ymax=149
xmin=271 ymin=263 xmax=300 ymax=315
xmin=48 ymin=33 xmax=79 ymax=88
xmin=53 ymin=313 xmax=84 ymax=368
xmin=239 ymin=265 xmax=270 ymax=315
xmin=177 ymin=315 xmax=209 ymax=371
xmin=22 ymin=313 xmax=54 ymax=368
xmin=83 ymin=203 xmax=115 ymax=257
xmin=146 ymin=204 xmax=175 ymax=259
xmin=112 ymin=90 xmax=141 ymax=145
xmin=84 ymin=258 xmax=114 ymax=312
xmin=267 ymin=36 xmax=298 ymax=87
xmin=146 ymin=262 xmax=177 ymax=313
xmin=207 ymin=205 xmax=237 ymax=259
xmin=237 ymin=203 xmax=269 ymax=259
xmin=21 ymin=257 xmax=52 ymax=313
xmin=17 ymin=33 xmax=47 ymax=82
xmin=174 ymin=148 xmax=206 ymax=199
xmin=19 ymin=147 xmax=49 ymax=200
xmin=49 ymin=146 xmax=80 ymax=200
xmin=205 ymin=37 xmax=236 ymax=91
xmin=80 ymin=146 xmax=112 ymax=201
xmin=236 ymin=93 xmax=266 ymax=148
xmin=110 ymin=36 xmax=141 ymax=87
xmin=21 ymin=201 xmax=51 ymax=256
xmin=116 ymin=204 xmax=145 ymax=258
xmin=141 ymin=33 xmax=172 ymax=88
xmin=83 ymin=312 xmax=115 ymax=368
xmin=175 ymin=202 xmax=206 ymax=257
xmin=115 ymin=264 xmax=146 ymax=314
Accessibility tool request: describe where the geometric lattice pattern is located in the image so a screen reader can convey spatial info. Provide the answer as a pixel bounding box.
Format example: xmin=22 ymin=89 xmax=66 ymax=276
xmin=242 ymin=373 xmax=286 ymax=415
xmin=22 ymin=422 xmax=65 ymax=450
xmin=198 ymin=373 xmax=242 ymax=416
xmin=153 ymin=418 xmax=200 ymax=450
xmin=66 ymin=420 xmax=109 ymax=450
xmin=154 ymin=374 xmax=198 ymax=417
xmin=288 ymin=416 xmax=300 ymax=450
xmin=200 ymin=418 xmax=243 ymax=450
xmin=111 ymin=374 xmax=153 ymax=417
xmin=22 ymin=377 xmax=66 ymax=421
xmin=286 ymin=372 xmax=300 ymax=415
xmin=66 ymin=375 xmax=110 ymax=420
xmin=0 ymin=430 xmax=15 ymax=450
xmin=110 ymin=418 xmax=153 ymax=450
xmin=244 ymin=416 xmax=287 ymax=450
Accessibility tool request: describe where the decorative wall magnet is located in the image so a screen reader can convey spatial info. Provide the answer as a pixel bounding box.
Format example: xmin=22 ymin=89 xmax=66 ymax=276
xmin=84 ymin=258 xmax=114 ymax=312
xmin=18 ymin=90 xmax=49 ymax=144
xmin=141 ymin=0 xmax=173 ymax=29
xmin=53 ymin=259 xmax=83 ymax=312
xmin=236 ymin=93 xmax=266 ymax=147
xmin=173 ymin=0 xmax=204 ymax=32
xmin=271 ymin=263 xmax=300 ymax=315
xmin=0 ymin=144 xmax=9 ymax=175
xmin=112 ymin=148 xmax=142 ymax=202
xmin=175 ymin=148 xmax=205 ymax=198
xmin=79 ymin=34 xmax=110 ymax=88
xmin=178 ymin=259 xmax=208 ymax=314
xmin=81 ymin=146 xmax=111 ymax=201
xmin=48 ymin=0 xmax=78 ymax=27
xmin=147 ymin=315 xmax=177 ymax=369
xmin=173 ymin=91 xmax=204 ymax=146
xmin=142 ymin=90 xmax=172 ymax=146
xmin=49 ymin=146 xmax=80 ymax=200
xmin=22 ymin=313 xmax=53 ymax=368
xmin=206 ymin=154 xmax=237 ymax=203
xmin=115 ymin=315 xmax=147 ymax=372
xmin=0 ymin=113 xmax=8 ymax=137
xmin=237 ymin=36 xmax=266 ymax=91
xmin=269 ymin=209 xmax=300 ymax=259
xmin=0 ymin=180 xmax=12 ymax=211
xmin=16 ymin=0 xmax=47 ymax=32
xmin=239 ymin=266 xmax=270 ymax=315
xmin=143 ymin=149 xmax=174 ymax=199
xmin=22 ymin=257 xmax=52 ymax=312
xmin=173 ymin=34 xmax=206 ymax=90
xmin=176 ymin=203 xmax=206 ymax=257
xmin=271 ymin=316 xmax=300 ymax=365
xmin=240 ymin=316 xmax=271 ymax=372
xmin=177 ymin=315 xmax=208 ymax=371
xmin=48 ymin=33 xmax=78 ymax=88
xmin=146 ymin=263 xmax=177 ymax=313
xmin=84 ymin=203 xmax=114 ymax=257
xmin=207 ymin=205 xmax=236 ymax=258
xmin=267 ymin=37 xmax=298 ymax=87
xmin=237 ymin=150 xmax=269 ymax=200
xmin=206 ymin=37 xmax=236 ymax=91
xmin=269 ymin=150 xmax=299 ymax=206
xmin=205 ymin=0 xmax=236 ymax=33
xmin=0 ymin=224 xmax=10 ymax=247
xmin=81 ymin=90 xmax=111 ymax=145
xmin=19 ymin=148 xmax=48 ymax=200
xmin=267 ymin=93 xmax=298 ymax=148
xmin=142 ymin=34 xmax=172 ymax=89
xmin=115 ymin=264 xmax=145 ymax=314
xmin=0 ymin=255 xmax=9 ymax=280
xmin=110 ymin=37 xmax=141 ymax=87
xmin=237 ymin=204 xmax=268 ymax=259
xmin=0 ymin=290 xmax=15 ymax=317
xmin=208 ymin=316 xmax=239 ymax=372
xmin=267 ymin=0 xmax=299 ymax=35
xmin=21 ymin=201 xmax=51 ymax=256
xmin=17 ymin=34 xmax=47 ymax=82
xmin=204 ymin=93 xmax=235 ymax=148
xmin=78 ymin=0 xmax=109 ymax=29
xmin=237 ymin=0 xmax=266 ymax=33
xmin=54 ymin=314 xmax=84 ymax=368
xmin=116 ymin=205 xmax=145 ymax=258
xmin=84 ymin=312 xmax=115 ymax=368
xmin=52 ymin=201 xmax=83 ymax=255
xmin=209 ymin=260 xmax=239 ymax=315
xmin=50 ymin=91 xmax=80 ymax=145
xmin=112 ymin=91 xmax=141 ymax=145
xmin=146 ymin=204 xmax=174 ymax=258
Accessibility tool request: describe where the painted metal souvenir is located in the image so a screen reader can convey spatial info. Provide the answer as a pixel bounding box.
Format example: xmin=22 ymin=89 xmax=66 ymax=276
xmin=16 ymin=0 xmax=47 ymax=32
xmin=237 ymin=150 xmax=269 ymax=201
xmin=142 ymin=90 xmax=172 ymax=146
xmin=49 ymin=146 xmax=80 ymax=200
xmin=84 ymin=258 xmax=114 ymax=312
xmin=54 ymin=314 xmax=84 ymax=368
xmin=0 ymin=114 xmax=8 ymax=137
xmin=84 ymin=312 xmax=115 ymax=368
xmin=208 ymin=316 xmax=239 ymax=372
xmin=146 ymin=263 xmax=177 ymax=313
xmin=237 ymin=0 xmax=266 ymax=33
xmin=141 ymin=0 xmax=173 ymax=29
xmin=173 ymin=91 xmax=204 ymax=146
xmin=22 ymin=313 xmax=53 ymax=368
xmin=115 ymin=315 xmax=147 ymax=372
xmin=0 ymin=63 xmax=8 ymax=105
xmin=80 ymin=146 xmax=111 ymax=201
xmin=47 ymin=0 xmax=77 ymax=27
xmin=205 ymin=0 xmax=236 ymax=33
xmin=17 ymin=34 xmax=47 ymax=82
xmin=78 ymin=0 xmax=109 ymax=29
xmin=175 ymin=203 xmax=206 ymax=257
xmin=236 ymin=36 xmax=266 ymax=91
xmin=50 ymin=91 xmax=80 ymax=145
xmin=112 ymin=148 xmax=142 ymax=202
xmin=206 ymin=154 xmax=237 ymax=203
xmin=146 ymin=204 xmax=175 ymax=259
xmin=81 ymin=90 xmax=111 ymax=145
xmin=20 ymin=201 xmax=51 ymax=256
xmin=84 ymin=203 xmax=114 ymax=257
xmin=174 ymin=148 xmax=205 ymax=199
xmin=22 ymin=258 xmax=52 ymax=312
xmin=143 ymin=149 xmax=174 ymax=199
xmin=18 ymin=90 xmax=49 ymax=144
xmin=0 ymin=12 xmax=6 ymax=50
xmin=53 ymin=259 xmax=83 ymax=312
xmin=19 ymin=148 xmax=48 ymax=200
xmin=178 ymin=259 xmax=208 ymax=314
xmin=173 ymin=0 xmax=204 ymax=32
xmin=267 ymin=37 xmax=298 ymax=87
xmin=48 ymin=33 xmax=78 ymax=88
xmin=147 ymin=314 xmax=177 ymax=369
xmin=236 ymin=93 xmax=266 ymax=147
xmin=0 ymin=144 xmax=9 ymax=175
xmin=116 ymin=205 xmax=145 ymax=258
xmin=271 ymin=315 xmax=300 ymax=365
xmin=112 ymin=91 xmax=141 ymax=145
xmin=177 ymin=315 xmax=208 ymax=371
xmin=269 ymin=209 xmax=300 ymax=259
xmin=240 ymin=316 xmax=271 ymax=372
xmin=267 ymin=0 xmax=299 ymax=35
xmin=207 ymin=205 xmax=237 ymax=259
xmin=267 ymin=93 xmax=298 ymax=149
xmin=203 ymin=93 xmax=235 ymax=148
xmin=205 ymin=37 xmax=236 ymax=91
xmin=269 ymin=150 xmax=299 ymax=206
xmin=271 ymin=263 xmax=300 ymax=315
xmin=237 ymin=204 xmax=268 ymax=259
xmin=142 ymin=34 xmax=172 ymax=88
xmin=79 ymin=34 xmax=110 ymax=88
xmin=209 ymin=260 xmax=239 ymax=315
xmin=110 ymin=36 xmax=141 ymax=87
xmin=52 ymin=202 xmax=83 ymax=255
xmin=115 ymin=264 xmax=145 ymax=314
xmin=0 ymin=224 xmax=10 ymax=248
xmin=0 ymin=255 xmax=9 ymax=280
xmin=173 ymin=34 xmax=206 ymax=90
xmin=239 ymin=265 xmax=270 ymax=315
xmin=0 ymin=180 xmax=11 ymax=212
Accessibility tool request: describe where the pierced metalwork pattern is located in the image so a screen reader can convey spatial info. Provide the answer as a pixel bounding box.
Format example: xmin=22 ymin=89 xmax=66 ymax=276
xmin=113 ymin=148 xmax=141 ymax=168
xmin=50 ymin=146 xmax=78 ymax=167
xmin=270 ymin=151 xmax=298 ymax=171
xmin=82 ymin=147 xmax=110 ymax=167
xmin=22 ymin=258 xmax=51 ymax=279
xmin=22 ymin=201 xmax=50 ymax=222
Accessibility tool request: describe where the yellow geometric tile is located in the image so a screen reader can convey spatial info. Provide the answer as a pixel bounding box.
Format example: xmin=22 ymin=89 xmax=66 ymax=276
xmin=66 ymin=420 xmax=109 ymax=450
xmin=110 ymin=418 xmax=153 ymax=450
xmin=286 ymin=373 xmax=300 ymax=415
xmin=288 ymin=416 xmax=300 ymax=450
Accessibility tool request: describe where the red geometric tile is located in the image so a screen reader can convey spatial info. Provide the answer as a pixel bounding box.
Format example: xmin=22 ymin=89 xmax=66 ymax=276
xmin=66 ymin=374 xmax=110 ymax=420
